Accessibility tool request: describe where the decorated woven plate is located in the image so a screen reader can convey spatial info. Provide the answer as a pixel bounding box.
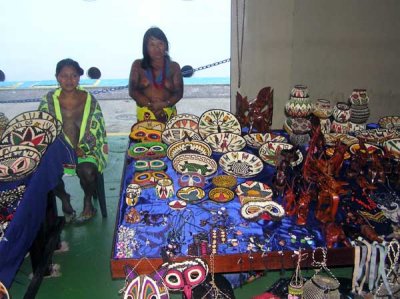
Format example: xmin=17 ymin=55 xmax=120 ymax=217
xmin=212 ymin=174 xmax=237 ymax=189
xmin=2 ymin=118 xmax=59 ymax=146
xmin=235 ymin=180 xmax=273 ymax=200
xmin=258 ymin=142 xmax=303 ymax=167
xmin=131 ymin=120 xmax=166 ymax=132
xmin=167 ymin=118 xmax=199 ymax=131
xmin=176 ymin=186 xmax=206 ymax=203
xmin=378 ymin=116 xmax=400 ymax=130
xmin=0 ymin=145 xmax=41 ymax=182
xmin=4 ymin=110 xmax=61 ymax=137
xmin=1 ymin=125 xmax=54 ymax=154
xmin=167 ymin=140 xmax=212 ymax=160
xmin=219 ymin=151 xmax=263 ymax=178
xmin=208 ymin=187 xmax=235 ymax=203
xmin=162 ymin=128 xmax=202 ymax=145
xmin=383 ymin=138 xmax=400 ymax=160
xmin=204 ymin=133 xmax=246 ymax=153
xmin=244 ymin=132 xmax=287 ymax=149
xmin=349 ymin=143 xmax=383 ymax=155
xmin=198 ymin=109 xmax=241 ymax=139
xmin=354 ymin=129 xmax=400 ymax=146
xmin=323 ymin=133 xmax=359 ymax=146
xmin=172 ymin=153 xmax=218 ymax=176
xmin=165 ymin=113 xmax=200 ymax=129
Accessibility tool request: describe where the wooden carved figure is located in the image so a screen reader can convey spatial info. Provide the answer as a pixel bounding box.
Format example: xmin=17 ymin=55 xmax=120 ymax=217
xmin=235 ymin=86 xmax=274 ymax=133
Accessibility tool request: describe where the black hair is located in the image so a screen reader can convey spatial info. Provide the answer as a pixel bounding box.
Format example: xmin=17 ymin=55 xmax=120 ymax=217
xmin=55 ymin=58 xmax=84 ymax=77
xmin=141 ymin=27 xmax=170 ymax=69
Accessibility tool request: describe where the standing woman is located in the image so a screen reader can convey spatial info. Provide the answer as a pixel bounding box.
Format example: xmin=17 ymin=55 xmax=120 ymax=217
xmin=129 ymin=27 xmax=184 ymax=122
xmin=39 ymin=58 xmax=108 ymax=223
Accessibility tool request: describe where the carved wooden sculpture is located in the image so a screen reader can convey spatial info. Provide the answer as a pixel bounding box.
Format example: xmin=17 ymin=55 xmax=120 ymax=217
xmin=236 ymin=87 xmax=274 ymax=133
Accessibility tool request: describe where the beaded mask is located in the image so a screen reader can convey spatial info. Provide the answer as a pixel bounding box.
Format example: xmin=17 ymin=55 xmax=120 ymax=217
xmin=240 ymin=198 xmax=285 ymax=221
xmin=162 ymin=258 xmax=209 ymax=299
xmin=132 ymin=171 xmax=171 ymax=189
xmin=178 ymin=172 xmax=205 ymax=188
xmin=123 ymin=264 xmax=169 ymax=299
xmin=134 ymin=159 xmax=167 ymax=172
xmin=130 ymin=128 xmax=162 ymax=143
xmin=0 ymin=145 xmax=41 ymax=182
xmin=128 ymin=142 xmax=167 ymax=160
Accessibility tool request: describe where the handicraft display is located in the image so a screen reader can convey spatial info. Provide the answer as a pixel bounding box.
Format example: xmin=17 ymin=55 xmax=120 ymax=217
xmin=172 ymin=153 xmax=218 ymax=176
xmin=198 ymin=109 xmax=241 ymax=139
xmin=218 ymin=151 xmax=263 ymax=178
xmin=204 ymin=132 xmax=246 ymax=153
xmin=166 ymin=140 xmax=212 ymax=160
xmin=161 ymin=128 xmax=202 ymax=145
xmin=0 ymin=145 xmax=41 ymax=182
xmin=113 ymin=101 xmax=400 ymax=288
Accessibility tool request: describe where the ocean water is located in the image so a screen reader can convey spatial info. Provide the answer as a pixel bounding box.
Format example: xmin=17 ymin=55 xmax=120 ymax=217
xmin=0 ymin=77 xmax=230 ymax=89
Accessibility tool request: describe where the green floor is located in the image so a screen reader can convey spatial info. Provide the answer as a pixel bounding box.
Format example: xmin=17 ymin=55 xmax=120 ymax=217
xmin=9 ymin=136 xmax=353 ymax=299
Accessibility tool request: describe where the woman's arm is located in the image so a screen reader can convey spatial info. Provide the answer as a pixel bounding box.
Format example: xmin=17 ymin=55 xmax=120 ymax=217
xmin=166 ymin=61 xmax=184 ymax=106
xmin=128 ymin=60 xmax=152 ymax=108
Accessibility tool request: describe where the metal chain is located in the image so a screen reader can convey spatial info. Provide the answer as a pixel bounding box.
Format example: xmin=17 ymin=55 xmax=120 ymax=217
xmin=182 ymin=58 xmax=231 ymax=76
xmin=1 ymin=59 xmax=230 ymax=103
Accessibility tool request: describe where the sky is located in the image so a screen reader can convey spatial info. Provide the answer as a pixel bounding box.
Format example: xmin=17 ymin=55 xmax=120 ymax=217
xmin=0 ymin=0 xmax=231 ymax=81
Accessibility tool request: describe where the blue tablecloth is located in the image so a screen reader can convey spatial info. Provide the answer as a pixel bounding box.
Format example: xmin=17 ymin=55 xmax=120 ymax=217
xmin=0 ymin=137 xmax=75 ymax=288
xmin=113 ymin=136 xmax=330 ymax=260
